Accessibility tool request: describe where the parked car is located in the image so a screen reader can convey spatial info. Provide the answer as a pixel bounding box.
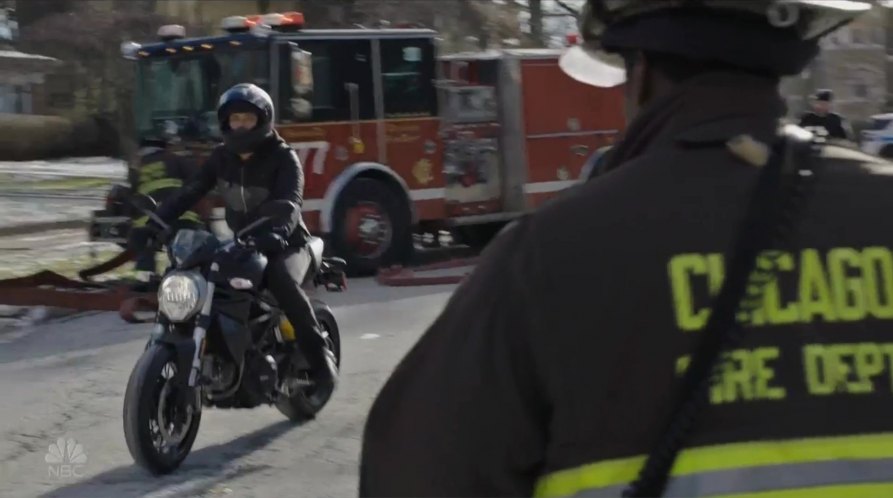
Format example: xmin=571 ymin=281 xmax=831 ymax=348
xmin=860 ymin=113 xmax=893 ymax=159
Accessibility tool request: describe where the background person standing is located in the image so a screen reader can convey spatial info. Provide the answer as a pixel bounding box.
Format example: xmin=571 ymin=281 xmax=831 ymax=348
xmin=798 ymin=89 xmax=853 ymax=141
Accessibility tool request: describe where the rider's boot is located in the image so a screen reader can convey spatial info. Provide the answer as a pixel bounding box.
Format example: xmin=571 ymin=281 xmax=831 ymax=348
xmin=304 ymin=334 xmax=338 ymax=392
xmin=282 ymin=329 xmax=337 ymax=391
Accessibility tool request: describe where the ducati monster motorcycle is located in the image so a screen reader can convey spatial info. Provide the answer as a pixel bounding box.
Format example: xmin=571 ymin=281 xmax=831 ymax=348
xmin=123 ymin=196 xmax=347 ymax=474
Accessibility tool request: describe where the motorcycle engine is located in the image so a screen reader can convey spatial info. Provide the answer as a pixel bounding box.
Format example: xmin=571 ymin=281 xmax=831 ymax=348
xmin=203 ymin=355 xmax=237 ymax=393
xmin=235 ymin=350 xmax=280 ymax=407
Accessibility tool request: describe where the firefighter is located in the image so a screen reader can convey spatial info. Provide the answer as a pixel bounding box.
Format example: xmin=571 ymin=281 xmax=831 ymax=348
xmin=798 ymin=89 xmax=854 ymax=141
xmin=358 ymin=1 xmax=893 ymax=497
xmin=129 ymin=136 xmax=203 ymax=277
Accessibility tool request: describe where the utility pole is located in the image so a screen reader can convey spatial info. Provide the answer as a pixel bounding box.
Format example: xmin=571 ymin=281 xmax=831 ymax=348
xmin=529 ymin=0 xmax=543 ymax=46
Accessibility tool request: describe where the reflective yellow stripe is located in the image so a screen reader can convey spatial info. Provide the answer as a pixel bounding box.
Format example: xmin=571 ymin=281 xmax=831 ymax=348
xmin=716 ymin=482 xmax=893 ymax=498
xmin=137 ymin=178 xmax=182 ymax=195
xmin=132 ymin=211 xmax=200 ymax=228
xmin=534 ymin=433 xmax=893 ymax=498
xmin=179 ymin=211 xmax=202 ymax=223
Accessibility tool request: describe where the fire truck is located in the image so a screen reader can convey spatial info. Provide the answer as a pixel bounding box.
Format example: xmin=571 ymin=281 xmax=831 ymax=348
xmin=91 ymin=11 xmax=625 ymax=275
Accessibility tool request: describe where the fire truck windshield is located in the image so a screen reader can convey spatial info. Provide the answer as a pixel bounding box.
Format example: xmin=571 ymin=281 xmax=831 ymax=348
xmin=134 ymin=48 xmax=270 ymax=143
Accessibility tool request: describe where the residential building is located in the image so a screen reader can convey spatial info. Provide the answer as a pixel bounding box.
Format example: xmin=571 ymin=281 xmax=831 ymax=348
xmin=0 ymin=6 xmax=61 ymax=115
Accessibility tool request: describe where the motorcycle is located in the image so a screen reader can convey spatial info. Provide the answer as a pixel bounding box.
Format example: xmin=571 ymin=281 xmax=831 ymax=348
xmin=122 ymin=195 xmax=347 ymax=475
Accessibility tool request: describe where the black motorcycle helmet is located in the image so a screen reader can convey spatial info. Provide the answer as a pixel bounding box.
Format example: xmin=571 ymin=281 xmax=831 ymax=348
xmin=217 ymin=83 xmax=275 ymax=154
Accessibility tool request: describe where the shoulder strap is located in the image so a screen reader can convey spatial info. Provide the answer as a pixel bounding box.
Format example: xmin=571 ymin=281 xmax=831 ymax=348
xmin=622 ymin=126 xmax=821 ymax=497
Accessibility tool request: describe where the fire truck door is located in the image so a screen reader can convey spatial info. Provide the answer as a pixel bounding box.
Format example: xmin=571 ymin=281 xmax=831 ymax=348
xmin=375 ymin=37 xmax=445 ymax=219
xmin=279 ymin=38 xmax=379 ymax=198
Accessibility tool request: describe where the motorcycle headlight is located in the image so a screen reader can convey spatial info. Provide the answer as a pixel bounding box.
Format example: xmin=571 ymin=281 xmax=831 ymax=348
xmin=157 ymin=272 xmax=206 ymax=322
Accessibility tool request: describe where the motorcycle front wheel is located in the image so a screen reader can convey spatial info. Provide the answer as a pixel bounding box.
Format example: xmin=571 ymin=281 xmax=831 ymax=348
xmin=123 ymin=344 xmax=202 ymax=475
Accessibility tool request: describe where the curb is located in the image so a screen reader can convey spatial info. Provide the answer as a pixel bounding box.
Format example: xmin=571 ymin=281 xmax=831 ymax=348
xmin=376 ymin=256 xmax=479 ymax=287
xmin=0 ymin=219 xmax=89 ymax=237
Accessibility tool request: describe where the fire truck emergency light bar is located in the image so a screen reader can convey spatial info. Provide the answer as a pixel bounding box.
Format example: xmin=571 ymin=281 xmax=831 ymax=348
xmin=222 ymin=11 xmax=305 ymax=33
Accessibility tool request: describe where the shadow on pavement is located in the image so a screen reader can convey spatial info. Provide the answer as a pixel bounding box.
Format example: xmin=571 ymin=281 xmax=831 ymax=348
xmin=0 ymin=272 xmax=466 ymax=365
xmin=319 ymin=276 xmax=460 ymax=310
xmin=39 ymin=420 xmax=296 ymax=498
xmin=0 ymin=312 xmax=149 ymax=365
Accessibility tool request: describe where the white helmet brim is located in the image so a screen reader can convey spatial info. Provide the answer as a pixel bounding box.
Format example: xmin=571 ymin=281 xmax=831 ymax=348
xmin=559 ymin=45 xmax=627 ymax=88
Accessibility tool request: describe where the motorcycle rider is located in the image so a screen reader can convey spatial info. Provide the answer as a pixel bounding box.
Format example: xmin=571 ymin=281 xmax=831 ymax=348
xmin=130 ymin=83 xmax=337 ymax=393
xmin=359 ymin=1 xmax=893 ymax=497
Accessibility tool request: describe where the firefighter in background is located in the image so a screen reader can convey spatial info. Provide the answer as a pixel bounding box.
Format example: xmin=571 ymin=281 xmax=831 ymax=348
xmin=798 ymin=89 xmax=853 ymax=141
xmin=129 ymin=136 xmax=203 ymax=278
xmin=358 ymin=1 xmax=893 ymax=497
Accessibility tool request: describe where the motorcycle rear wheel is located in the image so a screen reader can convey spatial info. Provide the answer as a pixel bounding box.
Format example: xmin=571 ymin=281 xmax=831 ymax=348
xmin=276 ymin=304 xmax=341 ymax=423
xmin=123 ymin=344 xmax=202 ymax=475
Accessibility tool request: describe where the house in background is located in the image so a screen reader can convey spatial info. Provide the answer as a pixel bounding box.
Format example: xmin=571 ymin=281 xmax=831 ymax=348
xmin=0 ymin=6 xmax=61 ymax=115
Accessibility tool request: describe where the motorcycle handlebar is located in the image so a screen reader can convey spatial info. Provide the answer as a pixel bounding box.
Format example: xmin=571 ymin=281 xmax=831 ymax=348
xmin=235 ymin=216 xmax=272 ymax=240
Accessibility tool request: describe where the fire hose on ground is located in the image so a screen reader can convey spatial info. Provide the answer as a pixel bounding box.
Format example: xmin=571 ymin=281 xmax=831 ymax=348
xmin=0 ymin=246 xmax=478 ymax=327
xmin=0 ymin=250 xmax=158 ymax=324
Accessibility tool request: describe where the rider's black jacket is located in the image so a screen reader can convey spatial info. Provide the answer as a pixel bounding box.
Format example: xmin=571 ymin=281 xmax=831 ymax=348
xmin=156 ymin=132 xmax=310 ymax=247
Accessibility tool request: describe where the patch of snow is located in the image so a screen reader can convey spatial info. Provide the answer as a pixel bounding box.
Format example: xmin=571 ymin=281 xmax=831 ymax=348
xmin=0 ymin=157 xmax=127 ymax=180
xmin=0 ymin=50 xmax=57 ymax=62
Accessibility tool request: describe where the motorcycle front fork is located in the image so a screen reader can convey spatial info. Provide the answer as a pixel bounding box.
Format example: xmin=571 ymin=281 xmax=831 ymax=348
xmin=187 ymin=264 xmax=218 ymax=388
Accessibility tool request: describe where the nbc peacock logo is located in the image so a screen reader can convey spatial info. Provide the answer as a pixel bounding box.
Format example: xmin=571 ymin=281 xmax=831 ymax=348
xmin=45 ymin=437 xmax=87 ymax=478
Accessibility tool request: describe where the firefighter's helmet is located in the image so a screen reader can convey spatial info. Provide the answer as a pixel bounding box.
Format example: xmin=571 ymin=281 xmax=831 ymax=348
xmin=561 ymin=0 xmax=873 ymax=88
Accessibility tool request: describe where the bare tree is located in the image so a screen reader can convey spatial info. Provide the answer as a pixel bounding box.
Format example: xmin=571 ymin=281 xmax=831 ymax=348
xmin=18 ymin=3 xmax=192 ymax=155
xmin=529 ymin=0 xmax=543 ymax=44
xmin=16 ymin=0 xmax=73 ymax=28
xmin=501 ymin=0 xmax=582 ymax=46
xmin=554 ymin=0 xmax=580 ymax=16
xmin=288 ymin=0 xmax=523 ymax=51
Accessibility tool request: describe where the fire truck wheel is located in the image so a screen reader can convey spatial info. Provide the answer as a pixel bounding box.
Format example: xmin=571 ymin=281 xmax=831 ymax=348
xmin=331 ymin=178 xmax=412 ymax=276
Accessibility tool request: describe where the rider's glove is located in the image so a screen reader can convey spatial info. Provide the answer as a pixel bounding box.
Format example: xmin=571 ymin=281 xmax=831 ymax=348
xmin=252 ymin=232 xmax=288 ymax=253
xmin=128 ymin=221 xmax=165 ymax=253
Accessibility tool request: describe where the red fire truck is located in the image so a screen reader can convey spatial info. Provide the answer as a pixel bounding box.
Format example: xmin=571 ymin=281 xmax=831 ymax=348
xmin=91 ymin=11 xmax=625 ymax=275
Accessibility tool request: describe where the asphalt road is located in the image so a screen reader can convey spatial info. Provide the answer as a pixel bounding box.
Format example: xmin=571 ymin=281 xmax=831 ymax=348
xmin=0 ymin=278 xmax=459 ymax=498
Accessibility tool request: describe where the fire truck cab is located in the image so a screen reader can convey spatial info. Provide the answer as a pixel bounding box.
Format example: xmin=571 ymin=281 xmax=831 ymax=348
xmin=94 ymin=11 xmax=624 ymax=275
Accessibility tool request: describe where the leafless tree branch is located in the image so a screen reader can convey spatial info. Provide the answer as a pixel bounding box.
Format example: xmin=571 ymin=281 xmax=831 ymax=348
xmin=554 ymin=0 xmax=580 ymax=16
